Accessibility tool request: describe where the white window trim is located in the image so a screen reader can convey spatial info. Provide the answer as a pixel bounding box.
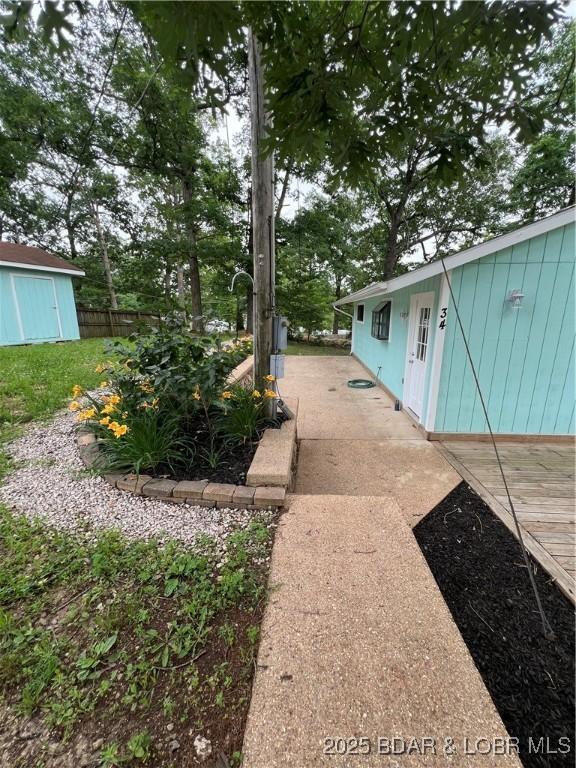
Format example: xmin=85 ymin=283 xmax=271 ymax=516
xmin=371 ymin=298 xmax=393 ymax=343
xmin=424 ymin=273 xmax=451 ymax=432
xmin=10 ymin=272 xmax=64 ymax=341
xmin=355 ymin=303 xmax=365 ymax=324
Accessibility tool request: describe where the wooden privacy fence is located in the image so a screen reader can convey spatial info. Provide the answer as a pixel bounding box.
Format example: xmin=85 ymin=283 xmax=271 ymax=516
xmin=76 ymin=308 xmax=161 ymax=339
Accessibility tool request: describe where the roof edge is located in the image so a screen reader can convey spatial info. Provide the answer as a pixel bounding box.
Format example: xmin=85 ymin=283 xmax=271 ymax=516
xmin=336 ymin=206 xmax=575 ymax=306
xmin=0 ymin=260 xmax=85 ymax=277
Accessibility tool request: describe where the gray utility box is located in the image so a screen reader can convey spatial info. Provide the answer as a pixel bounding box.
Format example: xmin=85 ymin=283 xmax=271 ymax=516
xmin=270 ymin=354 xmax=285 ymax=379
xmin=273 ymin=315 xmax=289 ymax=351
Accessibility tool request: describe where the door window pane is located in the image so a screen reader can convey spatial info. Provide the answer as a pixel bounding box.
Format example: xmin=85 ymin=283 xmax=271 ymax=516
xmin=416 ymin=307 xmax=430 ymax=361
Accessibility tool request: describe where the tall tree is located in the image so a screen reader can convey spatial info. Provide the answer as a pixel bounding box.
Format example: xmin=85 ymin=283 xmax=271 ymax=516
xmin=510 ymin=20 xmax=575 ymax=220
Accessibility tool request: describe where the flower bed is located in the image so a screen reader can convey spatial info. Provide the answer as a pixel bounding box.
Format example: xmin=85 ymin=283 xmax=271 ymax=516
xmin=69 ymin=320 xmax=294 ymax=509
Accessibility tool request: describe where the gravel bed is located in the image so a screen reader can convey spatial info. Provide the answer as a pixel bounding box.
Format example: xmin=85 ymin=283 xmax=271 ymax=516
xmin=0 ymin=409 xmax=272 ymax=547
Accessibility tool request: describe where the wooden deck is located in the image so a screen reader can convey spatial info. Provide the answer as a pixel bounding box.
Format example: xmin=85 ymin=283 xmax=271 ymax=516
xmin=437 ymin=441 xmax=575 ymax=603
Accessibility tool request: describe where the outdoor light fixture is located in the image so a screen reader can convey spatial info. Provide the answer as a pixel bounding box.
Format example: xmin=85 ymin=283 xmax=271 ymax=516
xmin=507 ymin=289 xmax=525 ymax=310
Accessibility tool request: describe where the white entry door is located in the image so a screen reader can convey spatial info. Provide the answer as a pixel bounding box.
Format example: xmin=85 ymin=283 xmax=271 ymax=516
xmin=404 ymin=292 xmax=434 ymax=419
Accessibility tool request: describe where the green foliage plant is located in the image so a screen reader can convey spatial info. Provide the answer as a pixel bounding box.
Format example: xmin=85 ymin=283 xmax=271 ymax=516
xmin=217 ymin=379 xmax=276 ymax=444
xmin=68 ymin=318 xmax=255 ymax=476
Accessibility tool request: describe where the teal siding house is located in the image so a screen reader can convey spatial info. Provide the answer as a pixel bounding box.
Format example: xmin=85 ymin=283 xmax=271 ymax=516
xmin=0 ymin=243 xmax=84 ymax=345
xmin=336 ymin=207 xmax=575 ymax=438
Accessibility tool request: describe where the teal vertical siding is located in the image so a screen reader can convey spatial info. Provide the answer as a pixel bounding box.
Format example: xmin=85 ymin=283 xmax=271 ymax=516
xmin=351 ymin=275 xmax=441 ymax=416
xmin=435 ymin=222 xmax=575 ymax=435
xmin=0 ymin=267 xmax=80 ymax=345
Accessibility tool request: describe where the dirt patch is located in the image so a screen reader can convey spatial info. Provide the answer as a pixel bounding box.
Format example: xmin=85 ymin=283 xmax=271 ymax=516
xmin=157 ymin=432 xmax=259 ymax=485
xmin=414 ymin=482 xmax=575 ymax=768
xmin=0 ymin=511 xmax=277 ymax=768
xmin=1 ymin=605 xmax=262 ymax=767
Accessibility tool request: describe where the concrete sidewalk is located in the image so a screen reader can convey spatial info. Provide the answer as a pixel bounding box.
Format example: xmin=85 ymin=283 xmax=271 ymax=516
xmin=279 ymin=356 xmax=459 ymax=526
xmin=242 ymin=357 xmax=517 ymax=767
xmin=243 ymin=495 xmax=520 ymax=767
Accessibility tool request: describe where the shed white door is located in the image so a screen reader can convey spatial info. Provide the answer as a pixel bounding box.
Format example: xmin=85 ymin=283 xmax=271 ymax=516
xmin=404 ymin=292 xmax=434 ymax=419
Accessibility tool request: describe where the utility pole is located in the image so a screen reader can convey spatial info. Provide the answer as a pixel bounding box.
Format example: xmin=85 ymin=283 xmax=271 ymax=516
xmin=248 ymin=29 xmax=274 ymax=401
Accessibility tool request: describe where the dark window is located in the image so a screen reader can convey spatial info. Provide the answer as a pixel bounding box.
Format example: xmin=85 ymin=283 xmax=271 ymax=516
xmin=371 ymin=301 xmax=391 ymax=340
xmin=356 ymin=304 xmax=365 ymax=322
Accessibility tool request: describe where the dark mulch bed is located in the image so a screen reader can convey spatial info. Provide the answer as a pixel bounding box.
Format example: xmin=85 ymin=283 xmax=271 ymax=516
xmin=165 ymin=437 xmax=259 ymax=485
xmin=157 ymin=413 xmax=288 ymax=485
xmin=414 ymin=482 xmax=575 ymax=768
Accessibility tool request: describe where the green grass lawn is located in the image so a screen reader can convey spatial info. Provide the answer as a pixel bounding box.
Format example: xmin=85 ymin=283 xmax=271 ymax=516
xmin=0 ymin=338 xmax=112 ymax=427
xmin=0 ymin=338 xmax=348 ymax=427
xmin=286 ymin=341 xmax=350 ymax=356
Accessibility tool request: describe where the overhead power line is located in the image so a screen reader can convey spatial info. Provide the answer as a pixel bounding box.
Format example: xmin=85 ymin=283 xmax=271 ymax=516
xmin=438 ymin=256 xmax=555 ymax=641
xmin=107 ymin=59 xmax=163 ymax=159
xmin=78 ymin=273 xmax=238 ymax=309
xmin=54 ymin=5 xmax=128 ymax=218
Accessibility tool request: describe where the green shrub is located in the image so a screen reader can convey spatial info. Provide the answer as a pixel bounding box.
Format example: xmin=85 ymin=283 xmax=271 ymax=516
xmin=68 ymin=317 xmax=257 ymax=476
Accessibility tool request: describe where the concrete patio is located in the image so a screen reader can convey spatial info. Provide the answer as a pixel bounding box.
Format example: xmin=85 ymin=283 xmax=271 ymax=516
xmin=279 ymin=355 xmax=460 ymax=526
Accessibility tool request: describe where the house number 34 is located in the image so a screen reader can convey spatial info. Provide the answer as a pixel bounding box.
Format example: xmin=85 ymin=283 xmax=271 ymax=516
xmin=438 ymin=307 xmax=447 ymax=330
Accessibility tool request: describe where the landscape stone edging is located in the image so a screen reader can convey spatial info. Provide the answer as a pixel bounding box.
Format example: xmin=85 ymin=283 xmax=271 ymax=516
xmin=75 ymin=355 xmax=296 ymax=510
xmin=76 ymin=430 xmax=288 ymax=510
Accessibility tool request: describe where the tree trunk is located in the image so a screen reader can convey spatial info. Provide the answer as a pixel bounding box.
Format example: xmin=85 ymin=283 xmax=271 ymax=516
xmin=248 ymin=29 xmax=275 ymax=402
xmin=235 ymin=297 xmax=245 ymax=333
xmin=91 ymin=202 xmax=118 ymax=310
xmin=164 ymin=262 xmax=172 ymax=301
xmin=275 ymin=157 xmax=293 ymax=227
xmin=332 ymin=275 xmax=342 ymax=334
xmin=64 ymin=194 xmax=78 ymax=261
xmin=181 ymin=179 xmax=203 ymax=331
xmin=176 ymin=265 xmax=185 ymax=300
xmin=383 ymin=211 xmax=402 ymax=279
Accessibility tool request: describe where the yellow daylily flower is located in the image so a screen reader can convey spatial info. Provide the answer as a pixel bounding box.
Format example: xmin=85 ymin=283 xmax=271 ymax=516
xmin=101 ymin=403 xmax=116 ymax=415
xmin=252 ymin=390 xmax=261 ymax=398
xmin=71 ymin=384 xmax=83 ymax=398
xmin=76 ymin=408 xmax=96 ymax=422
xmin=107 ymin=421 xmax=120 ymax=432
xmin=193 ymin=387 xmax=201 ymax=401
xmin=68 ymin=401 xmax=81 ymax=412
xmin=264 ymin=374 xmax=275 ymax=382
xmin=99 ymin=416 xmax=111 ymax=426
xmin=221 ymin=391 xmax=233 ymax=400
xmin=113 ymin=424 xmax=129 ymax=438
xmin=264 ymin=389 xmax=276 ymax=399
